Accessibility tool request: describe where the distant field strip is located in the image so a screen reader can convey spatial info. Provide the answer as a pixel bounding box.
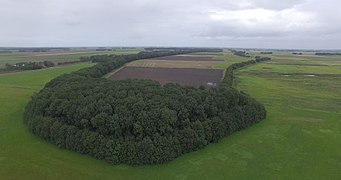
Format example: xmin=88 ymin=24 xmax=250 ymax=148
xmin=151 ymin=55 xmax=224 ymax=61
xmin=0 ymin=49 xmax=142 ymax=68
xmin=127 ymin=60 xmax=221 ymax=69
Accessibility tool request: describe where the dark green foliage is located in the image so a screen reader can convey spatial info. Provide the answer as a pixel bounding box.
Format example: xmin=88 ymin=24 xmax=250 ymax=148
xmin=315 ymin=52 xmax=341 ymax=56
xmin=5 ymin=61 xmax=47 ymax=71
xmin=57 ymin=60 xmax=88 ymax=66
xmin=292 ymin=52 xmax=303 ymax=55
xmin=255 ymin=56 xmax=271 ymax=62
xmin=43 ymin=61 xmax=55 ymax=67
xmin=24 ymin=49 xmax=267 ymax=165
xmin=16 ymin=47 xmax=70 ymax=52
xmin=79 ymin=56 xmax=91 ymax=62
xmin=231 ymin=50 xmax=251 ymax=57
xmin=260 ymin=52 xmax=273 ymax=54
xmin=221 ymin=57 xmax=271 ymax=87
xmin=4 ymin=55 xmax=91 ymax=72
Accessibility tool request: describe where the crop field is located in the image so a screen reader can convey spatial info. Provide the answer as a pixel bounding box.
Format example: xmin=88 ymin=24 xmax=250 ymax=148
xmin=151 ymin=55 xmax=224 ymax=61
xmin=191 ymin=53 xmax=224 ymax=56
xmin=108 ymin=66 xmax=224 ymax=87
xmin=127 ymin=59 xmax=221 ymax=69
xmin=0 ymin=48 xmax=142 ymax=68
xmin=0 ymin=51 xmax=340 ymax=179
xmin=126 ymin=52 xmax=229 ymax=69
xmin=110 ymin=52 xmax=228 ymax=87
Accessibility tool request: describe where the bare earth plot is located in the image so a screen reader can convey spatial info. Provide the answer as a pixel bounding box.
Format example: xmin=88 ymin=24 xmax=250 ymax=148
xmin=108 ymin=67 xmax=224 ymax=88
xmin=176 ymin=54 xmax=222 ymax=57
xmin=191 ymin=53 xmax=224 ymax=56
xmin=127 ymin=60 xmax=221 ymax=69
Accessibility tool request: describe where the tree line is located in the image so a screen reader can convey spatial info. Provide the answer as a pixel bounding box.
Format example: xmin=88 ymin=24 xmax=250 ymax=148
xmin=221 ymin=56 xmax=271 ymax=87
xmin=3 ymin=59 xmax=91 ymax=71
xmin=315 ymin=52 xmax=341 ymax=56
xmin=260 ymin=52 xmax=273 ymax=54
xmin=5 ymin=61 xmax=55 ymax=71
xmin=231 ymin=50 xmax=251 ymax=57
xmin=292 ymin=52 xmax=303 ymax=55
xmin=24 ymin=49 xmax=268 ymax=165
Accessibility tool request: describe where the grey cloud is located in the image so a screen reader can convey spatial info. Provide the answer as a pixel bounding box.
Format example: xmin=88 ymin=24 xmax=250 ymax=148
xmin=0 ymin=0 xmax=340 ymax=49
xmin=248 ymin=0 xmax=307 ymax=10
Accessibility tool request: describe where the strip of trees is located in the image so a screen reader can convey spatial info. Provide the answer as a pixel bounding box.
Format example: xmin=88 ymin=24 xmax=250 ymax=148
xmin=24 ymin=49 xmax=268 ymax=165
xmin=260 ymin=52 xmax=273 ymax=54
xmin=221 ymin=56 xmax=271 ymax=87
xmin=292 ymin=52 xmax=303 ymax=55
xmin=315 ymin=52 xmax=341 ymax=56
xmin=3 ymin=58 xmax=91 ymax=71
xmin=5 ymin=61 xmax=55 ymax=71
xmin=231 ymin=50 xmax=251 ymax=57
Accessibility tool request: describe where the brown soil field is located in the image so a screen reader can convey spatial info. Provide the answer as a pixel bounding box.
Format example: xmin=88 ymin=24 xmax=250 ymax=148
xmin=127 ymin=60 xmax=221 ymax=69
xmin=108 ymin=67 xmax=224 ymax=88
xmin=176 ymin=54 xmax=220 ymax=57
xmin=151 ymin=55 xmax=224 ymax=61
xmin=191 ymin=53 xmax=224 ymax=56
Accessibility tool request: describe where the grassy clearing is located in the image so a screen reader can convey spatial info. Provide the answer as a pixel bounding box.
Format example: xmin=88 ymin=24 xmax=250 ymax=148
xmin=0 ymin=52 xmax=340 ymax=179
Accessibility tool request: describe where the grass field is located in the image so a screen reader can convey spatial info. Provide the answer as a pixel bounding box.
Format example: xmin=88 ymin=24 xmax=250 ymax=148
xmin=0 ymin=52 xmax=340 ymax=179
xmin=0 ymin=48 xmax=142 ymax=68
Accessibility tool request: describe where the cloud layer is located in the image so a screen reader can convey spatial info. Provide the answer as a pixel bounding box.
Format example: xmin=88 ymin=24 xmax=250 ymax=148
xmin=0 ymin=0 xmax=340 ymax=49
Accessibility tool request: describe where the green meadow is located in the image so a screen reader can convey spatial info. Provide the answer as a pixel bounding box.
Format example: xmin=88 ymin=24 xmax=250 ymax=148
xmin=0 ymin=52 xmax=340 ymax=179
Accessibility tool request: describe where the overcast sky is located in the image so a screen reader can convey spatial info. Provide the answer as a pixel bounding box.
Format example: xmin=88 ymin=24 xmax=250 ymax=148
xmin=0 ymin=0 xmax=340 ymax=49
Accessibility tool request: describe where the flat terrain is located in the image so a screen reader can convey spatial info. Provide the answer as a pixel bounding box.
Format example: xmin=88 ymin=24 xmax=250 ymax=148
xmin=0 ymin=48 xmax=142 ymax=68
xmin=0 ymin=51 xmax=340 ymax=179
xmin=115 ymin=52 xmax=228 ymax=87
xmin=126 ymin=53 xmax=228 ymax=69
xmin=108 ymin=67 xmax=224 ymax=87
xmin=151 ymin=55 xmax=224 ymax=61
xmin=127 ymin=59 xmax=221 ymax=69
xmin=191 ymin=53 xmax=224 ymax=56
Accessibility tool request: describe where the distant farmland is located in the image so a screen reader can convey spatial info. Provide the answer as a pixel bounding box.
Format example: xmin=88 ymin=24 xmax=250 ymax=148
xmin=110 ymin=52 xmax=226 ymax=87
xmin=127 ymin=59 xmax=221 ymax=69
xmin=151 ymin=55 xmax=224 ymax=61
xmin=0 ymin=48 xmax=142 ymax=68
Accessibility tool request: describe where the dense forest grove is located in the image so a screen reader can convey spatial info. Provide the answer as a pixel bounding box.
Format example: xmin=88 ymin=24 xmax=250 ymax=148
xmin=24 ymin=49 xmax=268 ymax=165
